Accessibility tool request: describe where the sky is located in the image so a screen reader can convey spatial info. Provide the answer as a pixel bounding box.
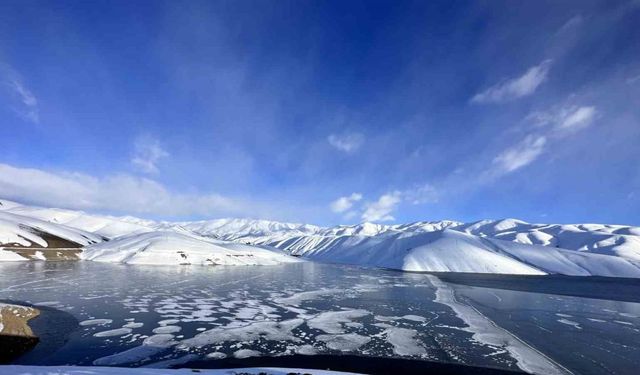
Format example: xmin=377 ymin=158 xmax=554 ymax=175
xmin=1 ymin=0 xmax=639 ymax=226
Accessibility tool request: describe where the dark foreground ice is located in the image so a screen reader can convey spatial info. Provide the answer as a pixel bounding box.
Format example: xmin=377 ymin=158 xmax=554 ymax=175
xmin=0 ymin=261 xmax=638 ymax=374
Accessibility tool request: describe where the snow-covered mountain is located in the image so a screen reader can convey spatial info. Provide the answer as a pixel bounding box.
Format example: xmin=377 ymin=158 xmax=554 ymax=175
xmin=82 ymin=231 xmax=300 ymax=266
xmin=1 ymin=198 xmax=640 ymax=277
xmin=0 ymin=210 xmax=103 ymax=248
xmin=0 ymin=200 xmax=299 ymax=266
xmin=456 ymin=218 xmax=640 ymax=261
xmin=0 ymin=199 xmax=154 ymax=238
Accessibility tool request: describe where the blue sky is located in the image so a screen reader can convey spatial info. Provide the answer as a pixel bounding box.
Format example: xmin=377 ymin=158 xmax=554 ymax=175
xmin=1 ymin=0 xmax=639 ymax=226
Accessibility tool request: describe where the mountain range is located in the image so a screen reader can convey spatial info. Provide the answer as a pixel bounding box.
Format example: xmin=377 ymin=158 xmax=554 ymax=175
xmin=1 ymin=198 xmax=639 ymax=277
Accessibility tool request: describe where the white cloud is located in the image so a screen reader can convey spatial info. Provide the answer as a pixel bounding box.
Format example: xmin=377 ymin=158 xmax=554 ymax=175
xmin=482 ymin=104 xmax=598 ymax=181
xmin=528 ymin=105 xmax=597 ymax=135
xmin=361 ymin=191 xmax=402 ymax=222
xmin=471 ymin=60 xmax=552 ymax=104
xmin=1 ymin=64 xmax=39 ymax=123
xmin=330 ymin=193 xmax=362 ymax=213
xmin=557 ymin=106 xmax=597 ymax=131
xmin=334 ymin=185 xmax=438 ymax=222
xmin=328 ymin=132 xmax=364 ymax=153
xmin=492 ymin=135 xmax=547 ymax=174
xmin=131 ymin=136 xmax=169 ymax=174
xmin=0 ymin=163 xmax=251 ymax=217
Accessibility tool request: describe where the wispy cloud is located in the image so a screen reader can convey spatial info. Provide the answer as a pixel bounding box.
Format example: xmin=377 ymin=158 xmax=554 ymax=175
xmin=328 ymin=132 xmax=365 ymax=153
xmin=330 ymin=192 xmax=362 ymax=213
xmin=488 ymin=104 xmax=597 ymax=178
xmin=492 ymin=135 xmax=547 ymax=175
xmin=471 ymin=60 xmax=552 ymax=104
xmin=0 ymin=163 xmax=257 ymax=217
xmin=556 ymin=15 xmax=584 ymax=34
xmin=131 ymin=136 xmax=169 ymax=174
xmin=529 ymin=105 xmax=598 ymax=134
xmin=556 ymin=106 xmax=597 ymax=132
xmin=0 ymin=64 xmax=39 ymax=123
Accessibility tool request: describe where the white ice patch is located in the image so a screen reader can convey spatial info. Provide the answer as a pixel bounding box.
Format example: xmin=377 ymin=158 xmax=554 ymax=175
xmin=93 ymin=328 xmax=132 ymax=337
xmin=234 ymin=307 xmax=261 ymax=320
xmin=274 ymin=289 xmax=343 ymax=306
xmin=402 ymin=315 xmax=426 ymax=322
xmin=93 ymin=334 xmax=176 ymax=366
xmin=80 ymin=319 xmax=113 ymax=326
xmin=614 ymin=320 xmax=633 ymax=326
xmin=295 ymin=344 xmax=318 ymax=355
xmin=179 ymin=319 xmax=304 ymax=349
xmin=123 ymin=322 xmax=144 ymax=329
xmin=427 ymin=275 xmax=568 ymax=375
xmin=158 ymin=319 xmax=180 ymax=326
xmin=307 ymin=309 xmax=370 ymax=334
xmin=152 ymin=325 xmax=182 ymax=334
xmin=384 ymin=327 xmax=426 ymax=356
xmin=557 ymin=319 xmax=581 ymax=330
xmin=233 ymin=349 xmax=262 ymax=358
xmin=206 ymin=352 xmax=227 ymax=359
xmin=317 ymin=333 xmax=371 ymax=352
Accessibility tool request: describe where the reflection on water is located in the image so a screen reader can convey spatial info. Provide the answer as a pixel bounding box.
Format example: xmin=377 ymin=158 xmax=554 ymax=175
xmin=0 ymin=261 xmax=638 ymax=375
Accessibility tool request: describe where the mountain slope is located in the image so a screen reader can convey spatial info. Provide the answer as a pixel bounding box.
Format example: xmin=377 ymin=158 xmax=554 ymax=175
xmin=274 ymin=229 xmax=640 ymax=277
xmin=82 ymin=231 xmax=301 ymax=266
xmin=0 ymin=211 xmax=103 ymax=248
xmin=0 ymin=199 xmax=154 ymax=238
xmin=454 ymin=219 xmax=640 ymax=261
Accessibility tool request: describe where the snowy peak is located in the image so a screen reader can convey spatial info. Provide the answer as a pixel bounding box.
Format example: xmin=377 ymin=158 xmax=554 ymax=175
xmin=172 ymin=218 xmax=322 ymax=241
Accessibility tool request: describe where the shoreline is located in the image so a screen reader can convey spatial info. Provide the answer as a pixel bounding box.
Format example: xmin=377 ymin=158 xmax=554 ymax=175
xmin=0 ymin=303 xmax=40 ymax=363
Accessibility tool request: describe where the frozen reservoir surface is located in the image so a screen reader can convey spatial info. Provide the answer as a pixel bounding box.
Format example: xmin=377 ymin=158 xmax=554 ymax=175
xmin=1 ymin=262 xmax=639 ymax=375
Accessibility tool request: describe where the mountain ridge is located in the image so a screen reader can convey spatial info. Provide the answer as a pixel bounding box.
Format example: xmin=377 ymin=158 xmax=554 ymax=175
xmin=1 ymin=198 xmax=639 ymax=276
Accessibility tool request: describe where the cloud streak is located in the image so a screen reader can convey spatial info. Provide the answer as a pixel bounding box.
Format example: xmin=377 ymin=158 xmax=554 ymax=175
xmin=1 ymin=64 xmax=39 ymax=123
xmin=471 ymin=60 xmax=552 ymax=104
xmin=487 ymin=104 xmax=597 ymax=178
xmin=492 ymin=135 xmax=547 ymax=175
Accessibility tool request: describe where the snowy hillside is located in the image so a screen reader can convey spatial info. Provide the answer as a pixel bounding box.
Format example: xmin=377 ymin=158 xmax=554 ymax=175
xmin=456 ymin=218 xmax=640 ymax=261
xmin=82 ymin=231 xmax=301 ymax=266
xmin=0 ymin=199 xmax=154 ymax=238
xmin=0 ymin=211 xmax=103 ymax=248
xmin=2 ymin=198 xmax=640 ymax=277
xmin=277 ymin=229 xmax=640 ymax=277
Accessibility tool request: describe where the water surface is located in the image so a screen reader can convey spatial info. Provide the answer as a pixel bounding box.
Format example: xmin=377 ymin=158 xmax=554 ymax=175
xmin=1 ymin=261 xmax=638 ymax=375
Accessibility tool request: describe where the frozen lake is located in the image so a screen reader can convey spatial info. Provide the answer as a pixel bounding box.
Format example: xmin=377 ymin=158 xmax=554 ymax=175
xmin=1 ymin=261 xmax=639 ymax=374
